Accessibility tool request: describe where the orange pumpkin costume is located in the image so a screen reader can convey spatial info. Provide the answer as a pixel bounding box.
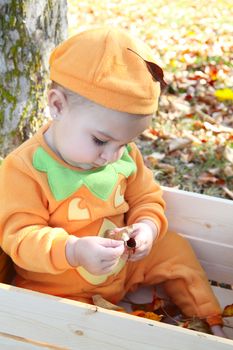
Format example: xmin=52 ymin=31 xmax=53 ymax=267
xmin=0 ymin=27 xmax=222 ymax=326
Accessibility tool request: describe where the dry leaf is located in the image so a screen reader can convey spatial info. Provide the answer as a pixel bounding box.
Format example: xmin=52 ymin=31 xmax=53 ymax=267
xmin=222 ymin=304 xmax=233 ymax=317
xmin=92 ymin=295 xmax=124 ymax=311
xmin=181 ymin=151 xmax=195 ymax=163
xmin=144 ymin=155 xmax=158 ymax=168
xmin=168 ymin=138 xmax=192 ymax=152
xmin=208 ymin=168 xmax=221 ymax=176
xmin=131 ymin=310 xmax=163 ymax=321
xmin=170 ymin=100 xmax=191 ymax=114
xmin=145 ymin=152 xmax=165 ymax=168
xmin=222 ymin=186 xmax=233 ymax=200
xmin=223 ymin=165 xmax=233 ymax=177
xmin=195 ymin=108 xmax=216 ymax=124
xmin=203 ymin=122 xmax=233 ymax=133
xmin=127 ymin=48 xmax=167 ymax=90
xmin=105 ymin=229 xmax=129 ymax=242
xmin=130 ymin=294 xmax=164 ymax=313
xmin=180 ymin=318 xmax=211 ymax=334
xmin=198 ymin=172 xmax=221 ymax=185
xmin=157 ymin=163 xmax=176 ymax=174
xmin=193 ymin=120 xmax=204 ymax=130
xmin=223 ymin=145 xmax=233 ymax=164
xmin=144 ymin=312 xmax=163 ymax=321
xmin=141 ymin=129 xmax=158 ymax=141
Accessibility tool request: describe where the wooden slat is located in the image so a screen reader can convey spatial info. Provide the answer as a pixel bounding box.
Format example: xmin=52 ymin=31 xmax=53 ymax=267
xmin=180 ymin=235 xmax=233 ymax=284
xmin=0 ymin=283 xmax=233 ymax=350
xmin=163 ymin=186 xmax=233 ymax=241
xmin=163 ymin=187 xmax=233 ymax=283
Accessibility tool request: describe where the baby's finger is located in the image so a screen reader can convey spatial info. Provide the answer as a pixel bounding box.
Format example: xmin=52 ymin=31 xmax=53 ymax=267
xmin=103 ymin=244 xmax=125 ymax=259
xmin=102 ymin=238 xmax=124 ymax=247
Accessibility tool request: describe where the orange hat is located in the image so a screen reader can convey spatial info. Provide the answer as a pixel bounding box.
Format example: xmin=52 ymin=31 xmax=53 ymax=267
xmin=49 ymin=27 xmax=163 ymax=114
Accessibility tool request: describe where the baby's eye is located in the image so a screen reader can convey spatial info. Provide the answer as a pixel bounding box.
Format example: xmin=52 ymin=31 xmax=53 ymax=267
xmin=92 ymin=136 xmax=108 ymax=146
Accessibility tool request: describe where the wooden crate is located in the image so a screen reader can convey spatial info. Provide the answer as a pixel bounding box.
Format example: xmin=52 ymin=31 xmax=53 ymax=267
xmin=0 ymin=186 xmax=232 ymax=349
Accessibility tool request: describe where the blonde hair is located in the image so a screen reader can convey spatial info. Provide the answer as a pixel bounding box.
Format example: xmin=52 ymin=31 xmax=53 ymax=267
xmin=49 ymin=81 xmax=155 ymax=119
xmin=49 ymin=81 xmax=90 ymax=106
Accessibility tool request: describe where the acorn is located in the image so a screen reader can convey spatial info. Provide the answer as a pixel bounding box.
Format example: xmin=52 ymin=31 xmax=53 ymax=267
xmin=126 ymin=237 xmax=136 ymax=249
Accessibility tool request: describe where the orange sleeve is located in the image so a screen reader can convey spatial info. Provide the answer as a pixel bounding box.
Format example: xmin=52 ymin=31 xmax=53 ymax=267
xmin=125 ymin=143 xmax=168 ymax=239
xmin=0 ymin=154 xmax=71 ymax=274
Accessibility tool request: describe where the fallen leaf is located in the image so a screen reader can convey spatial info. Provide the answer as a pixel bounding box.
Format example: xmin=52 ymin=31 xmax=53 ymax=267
xmin=170 ymin=100 xmax=191 ymax=115
xmin=180 ymin=318 xmax=211 ymax=334
xmin=157 ymin=163 xmax=176 ymax=174
xmin=127 ymin=48 xmax=167 ymax=89
xmin=168 ymin=138 xmax=192 ymax=152
xmin=141 ymin=129 xmax=158 ymax=141
xmin=144 ymin=152 xmax=166 ymax=168
xmin=180 ymin=150 xmax=195 ymax=163
xmin=223 ymin=165 xmax=233 ymax=177
xmin=144 ymin=312 xmax=163 ymax=321
xmin=198 ymin=172 xmax=221 ymax=185
xmin=222 ymin=304 xmax=233 ymax=317
xmin=193 ymin=120 xmax=204 ymax=130
xmin=223 ymin=145 xmax=233 ymax=164
xmin=195 ymin=108 xmax=217 ymax=124
xmin=203 ymin=121 xmax=233 ymax=133
xmin=222 ymin=186 xmax=233 ymax=200
xmin=92 ymin=295 xmax=125 ymax=311
xmin=131 ymin=310 xmax=163 ymax=321
xmin=208 ymin=168 xmax=221 ymax=176
xmin=214 ymin=88 xmax=233 ymax=101
xmin=131 ymin=310 xmax=146 ymax=317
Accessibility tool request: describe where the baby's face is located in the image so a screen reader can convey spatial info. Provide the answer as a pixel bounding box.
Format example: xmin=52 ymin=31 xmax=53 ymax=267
xmin=48 ymin=96 xmax=152 ymax=169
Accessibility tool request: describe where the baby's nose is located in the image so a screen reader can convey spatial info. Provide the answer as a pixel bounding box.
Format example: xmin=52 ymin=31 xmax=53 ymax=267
xmin=101 ymin=147 xmax=122 ymax=163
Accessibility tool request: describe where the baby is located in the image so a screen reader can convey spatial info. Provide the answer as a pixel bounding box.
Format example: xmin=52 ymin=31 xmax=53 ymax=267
xmin=0 ymin=27 xmax=225 ymax=336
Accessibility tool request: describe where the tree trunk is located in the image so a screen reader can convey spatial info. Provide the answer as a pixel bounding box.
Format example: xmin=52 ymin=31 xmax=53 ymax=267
xmin=0 ymin=0 xmax=68 ymax=157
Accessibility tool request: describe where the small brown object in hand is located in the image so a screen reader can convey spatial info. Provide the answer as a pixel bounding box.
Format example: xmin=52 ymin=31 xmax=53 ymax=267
xmin=104 ymin=226 xmax=136 ymax=253
xmin=126 ymin=237 xmax=136 ymax=249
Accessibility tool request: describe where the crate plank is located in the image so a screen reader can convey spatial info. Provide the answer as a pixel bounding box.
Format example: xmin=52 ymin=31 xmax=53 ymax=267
xmin=0 ymin=283 xmax=233 ymax=350
xmin=163 ymin=187 xmax=233 ymax=283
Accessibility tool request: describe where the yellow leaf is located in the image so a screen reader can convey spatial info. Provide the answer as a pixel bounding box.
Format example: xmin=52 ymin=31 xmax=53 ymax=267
xmin=187 ymin=31 xmax=195 ymax=36
xmin=214 ymin=88 xmax=233 ymax=101
xmin=222 ymin=304 xmax=233 ymax=317
xmin=144 ymin=312 xmax=163 ymax=321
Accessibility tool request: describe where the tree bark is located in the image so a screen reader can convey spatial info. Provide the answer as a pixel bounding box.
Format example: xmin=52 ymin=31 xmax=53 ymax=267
xmin=0 ymin=0 xmax=68 ymax=157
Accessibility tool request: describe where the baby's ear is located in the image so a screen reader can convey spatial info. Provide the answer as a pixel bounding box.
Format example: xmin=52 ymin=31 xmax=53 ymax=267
xmin=48 ymin=88 xmax=67 ymax=118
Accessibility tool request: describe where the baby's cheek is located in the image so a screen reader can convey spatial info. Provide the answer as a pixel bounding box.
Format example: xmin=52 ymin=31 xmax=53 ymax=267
xmin=116 ymin=147 xmax=125 ymax=161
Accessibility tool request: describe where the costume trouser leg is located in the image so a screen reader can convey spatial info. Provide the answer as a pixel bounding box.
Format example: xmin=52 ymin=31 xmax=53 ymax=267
xmin=124 ymin=231 xmax=222 ymax=325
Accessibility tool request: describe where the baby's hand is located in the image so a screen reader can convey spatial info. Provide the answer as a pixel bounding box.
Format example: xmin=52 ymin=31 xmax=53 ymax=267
xmin=66 ymin=236 xmax=124 ymax=275
xmin=112 ymin=220 xmax=158 ymax=262
xmin=128 ymin=221 xmax=157 ymax=261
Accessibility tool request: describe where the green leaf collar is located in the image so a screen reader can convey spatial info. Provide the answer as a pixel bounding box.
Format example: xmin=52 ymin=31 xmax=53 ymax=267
xmin=33 ymin=146 xmax=136 ymax=201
